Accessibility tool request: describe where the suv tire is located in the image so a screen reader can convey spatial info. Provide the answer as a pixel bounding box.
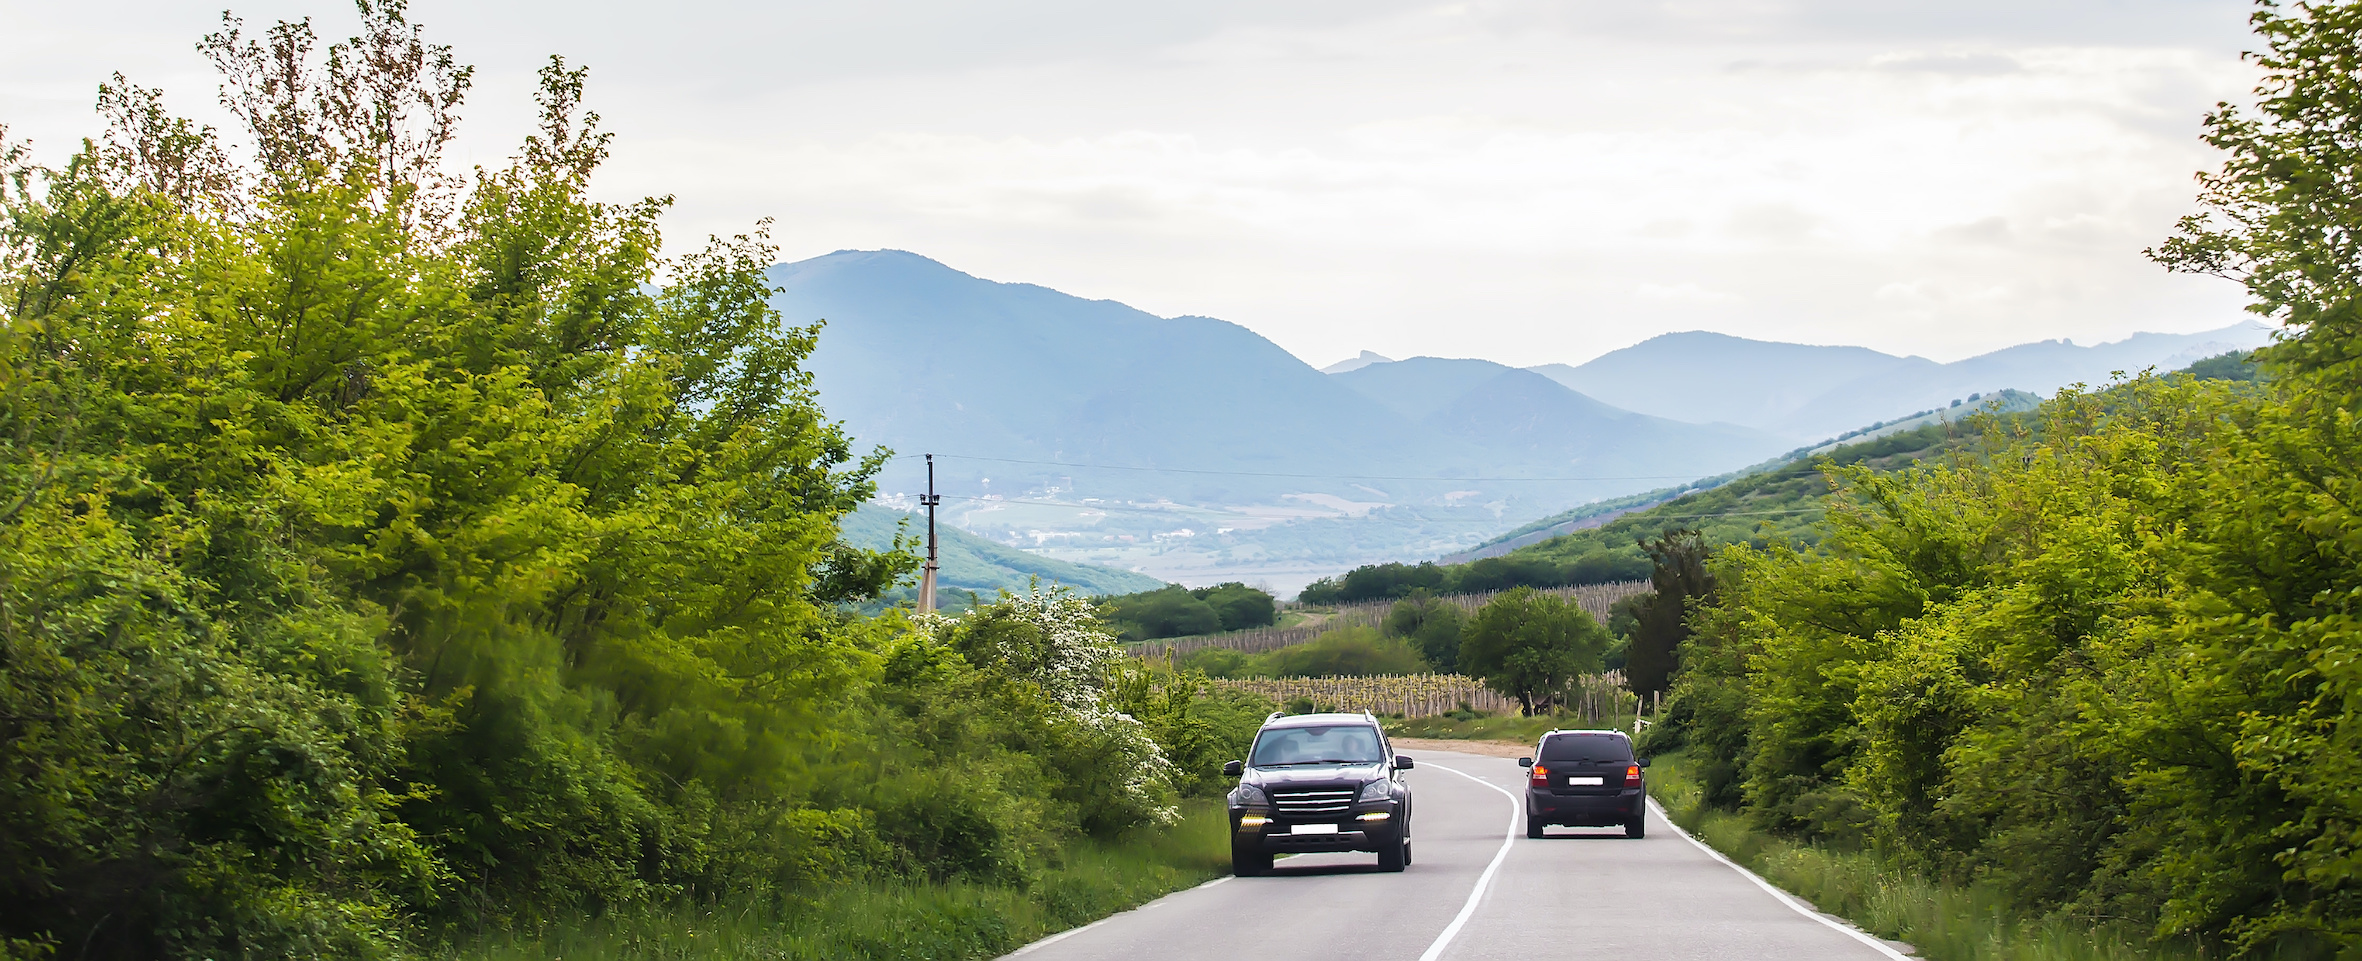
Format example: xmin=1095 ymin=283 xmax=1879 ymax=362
xmin=1376 ymin=833 xmax=1407 ymax=872
xmin=1526 ymin=816 xmax=1545 ymax=839
xmin=1232 ymin=843 xmax=1272 ymax=877
xmin=1624 ymin=815 xmax=1646 ymax=839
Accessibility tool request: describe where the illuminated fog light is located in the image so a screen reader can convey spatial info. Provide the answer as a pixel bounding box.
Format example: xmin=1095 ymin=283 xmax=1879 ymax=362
xmin=1356 ymin=812 xmax=1391 ymax=821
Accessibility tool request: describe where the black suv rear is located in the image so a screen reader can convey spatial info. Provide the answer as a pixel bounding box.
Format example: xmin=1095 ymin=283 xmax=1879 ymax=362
xmin=1519 ymin=729 xmax=1648 ymax=838
xmin=1222 ymin=712 xmax=1415 ymax=875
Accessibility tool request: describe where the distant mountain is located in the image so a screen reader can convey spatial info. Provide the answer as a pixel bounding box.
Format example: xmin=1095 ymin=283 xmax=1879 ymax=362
xmin=775 ymin=250 xmax=1419 ymax=504
xmin=1531 ymin=324 xmax=2275 ymax=442
xmin=838 ymin=506 xmax=1165 ymax=597
xmin=774 ymin=250 xmax=1798 ymax=589
xmin=775 ymin=250 xmax=1786 ymax=506
xmin=1530 ymin=332 xmax=1921 ymax=435
xmin=1331 ymin=357 xmax=1785 ymax=483
xmin=1773 ymin=327 xmax=2272 ymax=440
xmin=1320 ymin=350 xmax=1393 ymax=374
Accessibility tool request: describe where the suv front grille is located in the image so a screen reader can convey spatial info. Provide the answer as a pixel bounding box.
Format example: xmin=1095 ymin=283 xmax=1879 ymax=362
xmin=1270 ymin=788 xmax=1356 ymax=818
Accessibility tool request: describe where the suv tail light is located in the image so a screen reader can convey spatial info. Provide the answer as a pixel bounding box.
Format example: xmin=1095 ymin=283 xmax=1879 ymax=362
xmin=1624 ymin=764 xmax=1642 ymax=785
xmin=1529 ymin=764 xmax=1550 ymax=786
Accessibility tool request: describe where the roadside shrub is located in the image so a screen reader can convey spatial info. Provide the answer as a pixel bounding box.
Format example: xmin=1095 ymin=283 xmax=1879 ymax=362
xmin=1255 ymin=627 xmax=1427 ymax=677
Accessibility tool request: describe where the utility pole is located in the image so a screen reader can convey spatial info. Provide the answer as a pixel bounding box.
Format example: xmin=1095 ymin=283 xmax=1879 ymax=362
xmin=917 ymin=454 xmax=942 ymax=613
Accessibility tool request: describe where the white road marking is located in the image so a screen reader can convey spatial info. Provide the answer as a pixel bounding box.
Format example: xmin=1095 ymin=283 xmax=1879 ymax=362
xmin=1004 ymin=875 xmax=1232 ymax=957
xmin=1415 ymin=762 xmax=1522 ymax=961
xmin=1649 ymin=798 xmax=1910 ymax=961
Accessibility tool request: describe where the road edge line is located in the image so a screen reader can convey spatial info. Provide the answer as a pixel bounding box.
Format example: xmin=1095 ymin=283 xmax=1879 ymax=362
xmin=1416 ymin=762 xmax=1522 ymax=961
xmin=1002 ymin=875 xmax=1233 ymax=958
xmin=1649 ymin=798 xmax=1909 ymax=961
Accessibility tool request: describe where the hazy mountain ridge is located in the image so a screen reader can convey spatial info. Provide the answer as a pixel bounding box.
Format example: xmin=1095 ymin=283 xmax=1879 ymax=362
xmin=1529 ymin=324 xmax=2273 ymax=441
xmin=776 ymin=250 xmax=1795 ymax=589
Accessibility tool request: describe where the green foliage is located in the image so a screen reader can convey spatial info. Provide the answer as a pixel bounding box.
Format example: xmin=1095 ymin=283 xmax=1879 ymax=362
xmin=1648 ymin=752 xmax=2219 ymax=961
xmin=1625 ymin=529 xmax=1715 ymax=697
xmin=1196 ymin=582 xmax=1278 ymax=633
xmin=1298 ymin=552 xmax=1651 ymax=604
xmin=1298 ymin=422 xmax=1968 ymax=606
xmin=2178 ymin=349 xmax=2265 ymax=382
xmin=450 ymin=801 xmax=1234 ymax=961
xmin=1458 ymin=588 xmax=1609 ymax=715
xmin=0 ymin=9 xmax=1235 ymax=957
xmin=1254 ymin=627 xmax=1428 ymax=677
xmin=1382 ymin=590 xmax=1467 ymax=672
xmin=1658 ymin=371 xmax=2362 ymax=954
xmin=1094 ymin=582 xmax=1276 ymax=641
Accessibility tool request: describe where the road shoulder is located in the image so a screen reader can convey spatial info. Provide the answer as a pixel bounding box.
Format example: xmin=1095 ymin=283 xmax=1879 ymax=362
xmin=1391 ymin=736 xmax=1529 ymax=758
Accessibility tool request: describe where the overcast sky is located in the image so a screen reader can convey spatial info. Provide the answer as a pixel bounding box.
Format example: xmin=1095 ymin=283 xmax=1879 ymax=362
xmin=3 ymin=0 xmax=2267 ymax=366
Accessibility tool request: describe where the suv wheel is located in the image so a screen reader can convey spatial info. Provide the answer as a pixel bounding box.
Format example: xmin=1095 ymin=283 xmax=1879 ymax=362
xmin=1526 ymin=816 xmax=1545 ymax=839
xmin=1624 ymin=815 xmax=1646 ymax=839
xmin=1376 ymin=834 xmax=1406 ymax=872
xmin=1232 ymin=843 xmax=1272 ymax=876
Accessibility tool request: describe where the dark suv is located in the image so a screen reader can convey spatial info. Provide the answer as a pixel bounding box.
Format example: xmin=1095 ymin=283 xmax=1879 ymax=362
xmin=1519 ymin=729 xmax=1648 ymax=838
xmin=1222 ymin=712 xmax=1415 ymax=875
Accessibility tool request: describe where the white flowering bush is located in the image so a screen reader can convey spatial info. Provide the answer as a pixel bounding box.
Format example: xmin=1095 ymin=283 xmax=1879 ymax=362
xmin=925 ymin=585 xmax=1179 ymax=831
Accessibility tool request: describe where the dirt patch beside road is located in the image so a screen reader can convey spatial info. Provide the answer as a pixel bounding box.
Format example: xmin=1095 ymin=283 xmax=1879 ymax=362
xmin=1391 ymin=736 xmax=1530 ymax=759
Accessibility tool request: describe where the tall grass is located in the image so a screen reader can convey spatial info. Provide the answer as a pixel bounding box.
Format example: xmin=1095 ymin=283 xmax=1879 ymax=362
xmin=1647 ymin=754 xmax=2231 ymax=961
xmin=448 ymin=802 xmax=1231 ymax=961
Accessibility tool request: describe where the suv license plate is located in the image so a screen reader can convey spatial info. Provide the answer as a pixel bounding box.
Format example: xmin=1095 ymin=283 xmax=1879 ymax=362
xmin=1290 ymin=823 xmax=1340 ymax=835
xmin=1569 ymin=776 xmax=1605 ymax=785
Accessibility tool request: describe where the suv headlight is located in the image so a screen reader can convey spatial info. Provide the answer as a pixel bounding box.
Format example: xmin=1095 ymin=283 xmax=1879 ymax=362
xmin=1230 ymin=783 xmax=1267 ymax=807
xmin=1358 ymin=779 xmax=1392 ymax=803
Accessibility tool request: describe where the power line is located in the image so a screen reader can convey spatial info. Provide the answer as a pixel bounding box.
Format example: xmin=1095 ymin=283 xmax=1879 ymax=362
xmin=888 ymin=453 xmax=1716 ymax=483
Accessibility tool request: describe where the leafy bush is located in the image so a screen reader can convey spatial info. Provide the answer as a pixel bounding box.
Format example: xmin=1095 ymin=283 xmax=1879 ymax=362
xmin=1255 ymin=627 xmax=1428 ymax=677
xmin=0 ymin=9 xmax=1239 ymax=956
xmin=1095 ymin=582 xmax=1276 ymax=641
xmin=1298 ymin=552 xmax=1650 ymax=604
xmin=1382 ymin=592 xmax=1466 ymax=672
xmin=1649 ymin=8 xmax=2362 ymax=953
xmin=1459 ymin=587 xmax=1610 ymax=715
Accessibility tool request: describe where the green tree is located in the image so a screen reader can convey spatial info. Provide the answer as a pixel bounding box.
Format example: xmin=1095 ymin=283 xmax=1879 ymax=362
xmin=1383 ymin=589 xmax=1466 ymax=671
xmin=1195 ymin=582 xmax=1277 ymax=632
xmin=0 ymin=6 xmax=1245 ymax=958
xmin=1096 ymin=585 xmax=1219 ymax=640
xmin=1458 ymin=588 xmax=1608 ymax=715
xmin=1626 ymin=529 xmax=1714 ymax=698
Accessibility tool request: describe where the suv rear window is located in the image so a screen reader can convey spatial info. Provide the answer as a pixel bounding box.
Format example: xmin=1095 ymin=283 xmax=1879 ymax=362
xmin=1249 ymin=725 xmax=1385 ymax=766
xmin=1538 ymin=733 xmax=1633 ymax=763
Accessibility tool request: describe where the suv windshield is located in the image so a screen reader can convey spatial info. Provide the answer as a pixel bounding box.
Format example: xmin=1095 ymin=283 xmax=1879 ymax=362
xmin=1249 ymin=725 xmax=1384 ymax=766
xmin=1539 ymin=733 xmax=1633 ymax=764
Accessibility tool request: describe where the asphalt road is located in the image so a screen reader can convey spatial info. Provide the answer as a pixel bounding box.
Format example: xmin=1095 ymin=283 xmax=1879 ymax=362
xmin=1007 ymin=748 xmax=1907 ymax=961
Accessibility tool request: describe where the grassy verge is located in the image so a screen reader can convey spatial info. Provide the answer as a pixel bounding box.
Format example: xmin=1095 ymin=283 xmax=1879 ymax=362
xmin=448 ymin=801 xmax=1231 ymax=961
xmin=1387 ymin=710 xmax=1634 ymax=743
xmin=1646 ymin=754 xmax=2215 ymax=961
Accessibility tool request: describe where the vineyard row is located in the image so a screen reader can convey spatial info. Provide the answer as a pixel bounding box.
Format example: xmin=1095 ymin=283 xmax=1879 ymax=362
xmin=1206 ymin=671 xmax=1649 ymax=723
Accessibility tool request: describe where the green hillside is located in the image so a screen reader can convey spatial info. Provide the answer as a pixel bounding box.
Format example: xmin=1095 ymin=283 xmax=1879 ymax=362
xmin=1502 ymin=420 xmax=1959 ymax=572
xmin=1429 ymin=361 xmax=2252 ymax=595
xmin=839 ymin=505 xmax=1167 ymax=599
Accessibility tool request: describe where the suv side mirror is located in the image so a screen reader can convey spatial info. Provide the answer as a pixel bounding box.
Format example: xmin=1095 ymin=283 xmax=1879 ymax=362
xmin=1222 ymin=760 xmax=1243 ymax=777
xmin=1637 ymin=757 xmax=1651 ymax=768
xmin=1517 ymin=757 xmax=1534 ymax=768
xmin=1394 ymin=755 xmax=1415 ymax=770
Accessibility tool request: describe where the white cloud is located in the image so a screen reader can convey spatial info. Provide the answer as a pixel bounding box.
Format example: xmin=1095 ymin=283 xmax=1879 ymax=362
xmin=0 ymin=0 xmax=2265 ymax=365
